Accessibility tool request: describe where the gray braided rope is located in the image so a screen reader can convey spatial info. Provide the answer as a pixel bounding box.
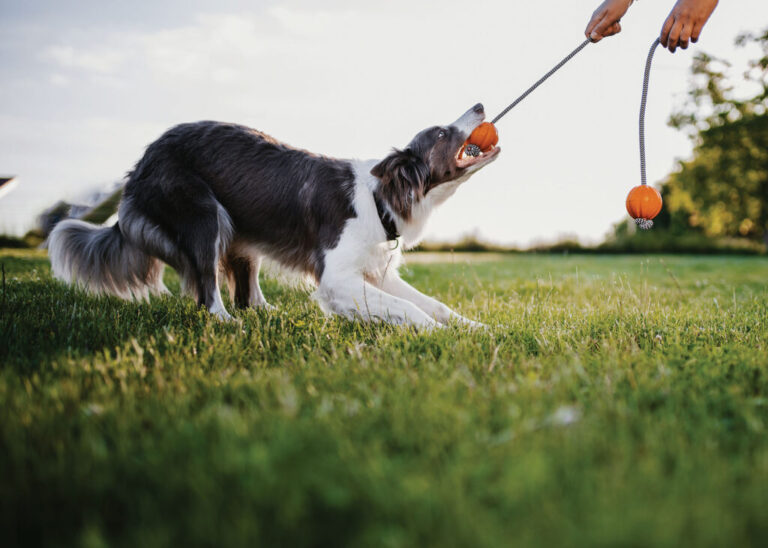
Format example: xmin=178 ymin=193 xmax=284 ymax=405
xmin=635 ymin=38 xmax=662 ymax=230
xmin=492 ymin=39 xmax=592 ymax=124
xmin=639 ymin=38 xmax=662 ymax=187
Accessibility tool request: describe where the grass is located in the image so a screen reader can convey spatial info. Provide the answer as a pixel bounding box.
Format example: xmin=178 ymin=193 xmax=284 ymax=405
xmin=1 ymin=249 xmax=767 ymax=547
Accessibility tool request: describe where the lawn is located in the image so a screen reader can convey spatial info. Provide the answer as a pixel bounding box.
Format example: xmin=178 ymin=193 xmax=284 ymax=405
xmin=1 ymin=249 xmax=767 ymax=547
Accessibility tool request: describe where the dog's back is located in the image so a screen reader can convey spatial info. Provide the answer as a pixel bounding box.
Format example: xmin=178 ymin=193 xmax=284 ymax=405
xmin=125 ymin=122 xmax=357 ymax=275
xmin=50 ymin=121 xmax=358 ymax=319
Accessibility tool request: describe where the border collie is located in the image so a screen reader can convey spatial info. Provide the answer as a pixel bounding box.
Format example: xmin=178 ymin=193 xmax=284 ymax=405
xmin=49 ymin=103 xmax=500 ymax=329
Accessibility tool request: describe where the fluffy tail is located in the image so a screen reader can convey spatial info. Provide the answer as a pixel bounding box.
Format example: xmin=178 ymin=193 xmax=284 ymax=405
xmin=48 ymin=220 xmax=166 ymax=300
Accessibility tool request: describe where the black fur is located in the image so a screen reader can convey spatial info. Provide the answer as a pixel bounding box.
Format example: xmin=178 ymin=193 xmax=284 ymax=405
xmin=123 ymin=121 xmax=357 ymax=284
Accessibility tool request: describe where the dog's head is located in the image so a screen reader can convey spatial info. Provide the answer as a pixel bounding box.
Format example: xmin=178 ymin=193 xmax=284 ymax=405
xmin=371 ymin=103 xmax=501 ymax=219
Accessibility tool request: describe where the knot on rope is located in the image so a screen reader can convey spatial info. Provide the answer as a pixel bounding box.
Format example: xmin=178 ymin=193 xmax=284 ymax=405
xmin=465 ymin=144 xmax=482 ymax=157
xmin=634 ymin=218 xmax=654 ymax=231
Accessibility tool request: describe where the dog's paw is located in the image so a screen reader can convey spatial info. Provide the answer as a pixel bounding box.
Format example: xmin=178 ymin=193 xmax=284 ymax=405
xmin=421 ymin=318 xmax=447 ymax=331
xmin=391 ymin=315 xmax=444 ymax=331
xmin=250 ymin=301 xmax=276 ymax=311
xmin=213 ymin=312 xmax=241 ymax=325
xmin=450 ymin=315 xmax=487 ymax=331
xmin=466 ymin=320 xmax=489 ymax=331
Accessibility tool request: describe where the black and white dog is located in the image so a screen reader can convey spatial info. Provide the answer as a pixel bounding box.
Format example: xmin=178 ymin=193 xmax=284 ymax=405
xmin=49 ymin=103 xmax=500 ymax=328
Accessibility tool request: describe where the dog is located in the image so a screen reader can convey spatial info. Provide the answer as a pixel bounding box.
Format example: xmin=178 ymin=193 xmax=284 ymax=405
xmin=48 ymin=103 xmax=500 ymax=329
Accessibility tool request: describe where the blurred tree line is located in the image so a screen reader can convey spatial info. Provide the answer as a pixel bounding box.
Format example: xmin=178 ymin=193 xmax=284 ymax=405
xmin=608 ymin=26 xmax=768 ymax=252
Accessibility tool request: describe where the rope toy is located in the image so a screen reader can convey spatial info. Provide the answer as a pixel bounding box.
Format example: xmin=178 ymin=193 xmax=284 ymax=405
xmin=627 ymin=38 xmax=664 ymax=230
xmin=464 ymin=144 xmax=482 ymax=157
xmin=463 ymin=37 xmax=666 ymax=229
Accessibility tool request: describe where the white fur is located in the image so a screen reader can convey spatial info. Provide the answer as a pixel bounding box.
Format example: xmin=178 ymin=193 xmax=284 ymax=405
xmin=313 ymin=160 xmax=483 ymax=329
xmin=451 ymin=108 xmax=483 ymax=135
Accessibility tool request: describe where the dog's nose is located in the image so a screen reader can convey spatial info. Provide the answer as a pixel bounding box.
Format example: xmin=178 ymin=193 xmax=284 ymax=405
xmin=472 ymin=103 xmax=485 ymax=114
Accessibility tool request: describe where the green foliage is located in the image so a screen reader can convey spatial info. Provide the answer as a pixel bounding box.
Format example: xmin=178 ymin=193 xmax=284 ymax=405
xmin=2 ymin=249 xmax=768 ymax=547
xmin=670 ymin=28 xmax=768 ymax=134
xmin=663 ymin=114 xmax=768 ymax=240
xmin=0 ymin=235 xmax=30 ymax=249
xmin=661 ymin=27 xmax=768 ymax=243
xmin=416 ymin=234 xmax=512 ymax=253
xmin=0 ymin=231 xmax=46 ymax=249
xmin=601 ymin=219 xmax=766 ymax=255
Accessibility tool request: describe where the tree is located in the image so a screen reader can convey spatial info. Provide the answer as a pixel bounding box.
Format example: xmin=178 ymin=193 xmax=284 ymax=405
xmin=662 ymin=27 xmax=768 ymax=243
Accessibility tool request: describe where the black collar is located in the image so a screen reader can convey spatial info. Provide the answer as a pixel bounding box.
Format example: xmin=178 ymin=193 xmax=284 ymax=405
xmin=373 ymin=194 xmax=400 ymax=242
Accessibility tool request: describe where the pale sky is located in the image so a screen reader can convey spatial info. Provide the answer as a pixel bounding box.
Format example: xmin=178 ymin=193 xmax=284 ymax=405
xmin=1 ymin=0 xmax=766 ymax=245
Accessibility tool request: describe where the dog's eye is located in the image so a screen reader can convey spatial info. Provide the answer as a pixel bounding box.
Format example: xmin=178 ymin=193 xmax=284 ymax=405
xmin=438 ymin=130 xmax=446 ymax=139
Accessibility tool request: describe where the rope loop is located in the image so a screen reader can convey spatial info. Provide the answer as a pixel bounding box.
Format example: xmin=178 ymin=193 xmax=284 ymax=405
xmin=639 ymin=38 xmax=661 ymax=186
xmin=490 ymin=37 xmax=663 ymax=194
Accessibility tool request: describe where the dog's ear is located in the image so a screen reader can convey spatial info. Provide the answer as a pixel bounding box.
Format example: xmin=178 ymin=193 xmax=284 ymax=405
xmin=371 ymin=149 xmax=429 ymax=219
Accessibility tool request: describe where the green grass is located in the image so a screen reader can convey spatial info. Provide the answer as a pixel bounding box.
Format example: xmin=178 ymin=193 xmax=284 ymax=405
xmin=1 ymin=249 xmax=767 ymax=547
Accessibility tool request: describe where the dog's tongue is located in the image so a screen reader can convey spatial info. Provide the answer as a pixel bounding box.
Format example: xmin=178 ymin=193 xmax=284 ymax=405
xmin=456 ymin=154 xmax=482 ymax=168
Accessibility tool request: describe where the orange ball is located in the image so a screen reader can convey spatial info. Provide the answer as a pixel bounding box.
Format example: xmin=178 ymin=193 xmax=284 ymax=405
xmin=626 ymin=185 xmax=663 ymax=220
xmin=466 ymin=122 xmax=499 ymax=152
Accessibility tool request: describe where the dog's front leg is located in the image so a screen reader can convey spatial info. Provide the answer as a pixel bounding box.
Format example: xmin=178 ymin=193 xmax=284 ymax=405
xmin=376 ymin=273 xmax=484 ymax=329
xmin=316 ymin=274 xmax=442 ymax=330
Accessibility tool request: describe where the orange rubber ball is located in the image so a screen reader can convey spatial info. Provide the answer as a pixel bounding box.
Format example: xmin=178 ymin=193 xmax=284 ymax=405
xmin=626 ymin=185 xmax=663 ymax=229
xmin=467 ymin=122 xmax=499 ymax=152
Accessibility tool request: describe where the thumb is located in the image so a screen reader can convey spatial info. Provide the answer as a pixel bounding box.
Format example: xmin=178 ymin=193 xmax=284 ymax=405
xmin=590 ymin=16 xmax=616 ymax=41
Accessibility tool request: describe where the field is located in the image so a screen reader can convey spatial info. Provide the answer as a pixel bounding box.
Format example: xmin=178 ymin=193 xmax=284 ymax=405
xmin=2 ymin=249 xmax=768 ymax=547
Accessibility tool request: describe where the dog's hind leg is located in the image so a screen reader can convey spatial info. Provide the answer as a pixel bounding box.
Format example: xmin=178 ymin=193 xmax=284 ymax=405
xmin=200 ymin=268 xmax=231 ymax=321
xmin=227 ymin=255 xmax=252 ymax=309
xmin=245 ymin=254 xmax=273 ymax=309
xmin=117 ymin=197 xmax=181 ymax=299
xmin=147 ymin=261 xmax=171 ymax=297
xmin=175 ymin=204 xmax=234 ymax=321
xmin=226 ymin=245 xmax=273 ymax=310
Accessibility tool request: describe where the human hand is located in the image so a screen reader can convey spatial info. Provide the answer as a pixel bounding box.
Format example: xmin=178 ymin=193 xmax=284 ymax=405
xmin=660 ymin=0 xmax=719 ymax=53
xmin=585 ymin=0 xmax=633 ymax=43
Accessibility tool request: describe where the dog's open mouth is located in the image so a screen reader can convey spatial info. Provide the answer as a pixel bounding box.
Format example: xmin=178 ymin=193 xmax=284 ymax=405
xmin=455 ymin=145 xmax=501 ymax=169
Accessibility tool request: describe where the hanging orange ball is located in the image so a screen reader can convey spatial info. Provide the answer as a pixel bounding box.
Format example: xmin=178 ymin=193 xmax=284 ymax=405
xmin=466 ymin=122 xmax=499 ymax=152
xmin=626 ymin=185 xmax=663 ymax=229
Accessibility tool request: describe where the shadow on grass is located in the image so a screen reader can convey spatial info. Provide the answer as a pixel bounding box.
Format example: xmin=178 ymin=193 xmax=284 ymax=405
xmin=0 ymin=278 xmax=211 ymax=372
xmin=0 ymin=276 xmax=394 ymax=374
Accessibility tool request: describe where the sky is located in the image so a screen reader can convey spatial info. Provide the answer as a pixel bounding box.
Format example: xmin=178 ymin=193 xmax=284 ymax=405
xmin=1 ymin=0 xmax=766 ymax=246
